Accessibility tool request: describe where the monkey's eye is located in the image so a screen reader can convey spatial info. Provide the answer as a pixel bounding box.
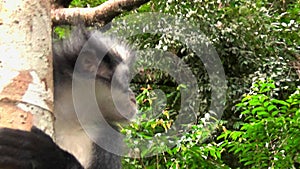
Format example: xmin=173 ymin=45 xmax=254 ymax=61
xmin=98 ymin=76 xmax=111 ymax=83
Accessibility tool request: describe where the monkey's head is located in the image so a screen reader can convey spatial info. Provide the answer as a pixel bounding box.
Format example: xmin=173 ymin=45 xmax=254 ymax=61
xmin=54 ymin=30 xmax=137 ymax=124
xmin=80 ymin=33 xmax=137 ymax=123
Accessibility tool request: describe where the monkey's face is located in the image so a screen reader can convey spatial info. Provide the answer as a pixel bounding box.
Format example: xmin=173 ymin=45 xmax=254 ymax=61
xmin=74 ymin=34 xmax=137 ymax=123
xmin=55 ymin=32 xmax=137 ymax=124
xmin=94 ymin=61 xmax=137 ymax=123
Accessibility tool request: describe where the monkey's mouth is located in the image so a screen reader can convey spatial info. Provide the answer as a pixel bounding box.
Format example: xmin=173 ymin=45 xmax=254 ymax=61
xmin=129 ymin=91 xmax=136 ymax=105
xmin=130 ymin=98 xmax=136 ymax=105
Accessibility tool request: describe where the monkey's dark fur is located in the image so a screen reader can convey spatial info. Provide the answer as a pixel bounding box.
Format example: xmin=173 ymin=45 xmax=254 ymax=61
xmin=0 ymin=27 xmax=137 ymax=169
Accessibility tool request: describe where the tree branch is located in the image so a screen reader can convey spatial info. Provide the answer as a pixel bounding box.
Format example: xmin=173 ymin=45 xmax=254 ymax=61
xmin=52 ymin=0 xmax=150 ymax=27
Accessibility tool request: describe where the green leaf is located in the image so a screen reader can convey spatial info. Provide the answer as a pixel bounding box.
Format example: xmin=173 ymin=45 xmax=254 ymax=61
xmin=236 ymin=102 xmax=245 ymax=107
xmin=209 ymin=149 xmax=216 ymax=157
xmin=267 ymin=105 xmax=277 ymax=112
xmin=252 ymin=107 xmax=266 ymax=114
xmin=216 ymin=151 xmax=221 ymax=159
xmin=240 ymin=157 xmax=251 ymax=162
xmin=230 ymin=131 xmax=243 ymax=140
xmin=241 ymin=110 xmax=250 ymax=115
xmin=257 ymin=111 xmax=270 ymax=117
xmin=271 ymin=99 xmax=290 ymax=106
xmin=271 ymin=111 xmax=280 ymax=116
xmin=263 ymin=101 xmax=270 ymax=107
xmin=249 ymin=99 xmax=262 ymax=106
xmin=233 ymin=147 xmax=243 ymax=154
xmin=244 ymin=161 xmax=255 ymax=166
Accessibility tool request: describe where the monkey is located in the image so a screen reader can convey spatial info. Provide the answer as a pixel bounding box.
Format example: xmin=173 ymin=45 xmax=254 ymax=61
xmin=0 ymin=27 xmax=137 ymax=169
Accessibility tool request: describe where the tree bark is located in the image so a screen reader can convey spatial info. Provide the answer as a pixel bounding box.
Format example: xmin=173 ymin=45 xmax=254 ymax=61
xmin=0 ymin=0 xmax=54 ymax=136
xmin=52 ymin=0 xmax=150 ymax=26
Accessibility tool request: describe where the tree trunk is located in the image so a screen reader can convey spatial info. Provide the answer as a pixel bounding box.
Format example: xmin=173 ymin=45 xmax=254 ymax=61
xmin=0 ymin=0 xmax=54 ymax=136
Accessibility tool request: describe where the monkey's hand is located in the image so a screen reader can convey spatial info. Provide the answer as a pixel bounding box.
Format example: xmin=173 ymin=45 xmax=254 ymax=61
xmin=0 ymin=127 xmax=83 ymax=169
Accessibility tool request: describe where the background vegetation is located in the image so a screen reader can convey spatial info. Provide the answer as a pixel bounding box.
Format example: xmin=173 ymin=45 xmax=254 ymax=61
xmin=59 ymin=0 xmax=300 ymax=168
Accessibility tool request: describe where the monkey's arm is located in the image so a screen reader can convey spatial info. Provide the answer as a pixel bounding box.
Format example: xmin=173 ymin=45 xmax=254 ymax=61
xmin=0 ymin=127 xmax=83 ymax=169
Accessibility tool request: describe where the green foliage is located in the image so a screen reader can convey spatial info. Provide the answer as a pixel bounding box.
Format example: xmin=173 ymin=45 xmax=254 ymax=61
xmin=66 ymin=0 xmax=300 ymax=168
xmin=122 ymin=84 xmax=228 ymax=168
xmin=148 ymin=0 xmax=300 ymax=113
xmin=219 ymin=79 xmax=300 ymax=168
xmin=70 ymin=0 xmax=106 ymax=7
xmin=53 ymin=26 xmax=70 ymax=39
xmin=109 ymin=0 xmax=300 ymax=168
xmin=122 ymin=84 xmax=178 ymax=158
